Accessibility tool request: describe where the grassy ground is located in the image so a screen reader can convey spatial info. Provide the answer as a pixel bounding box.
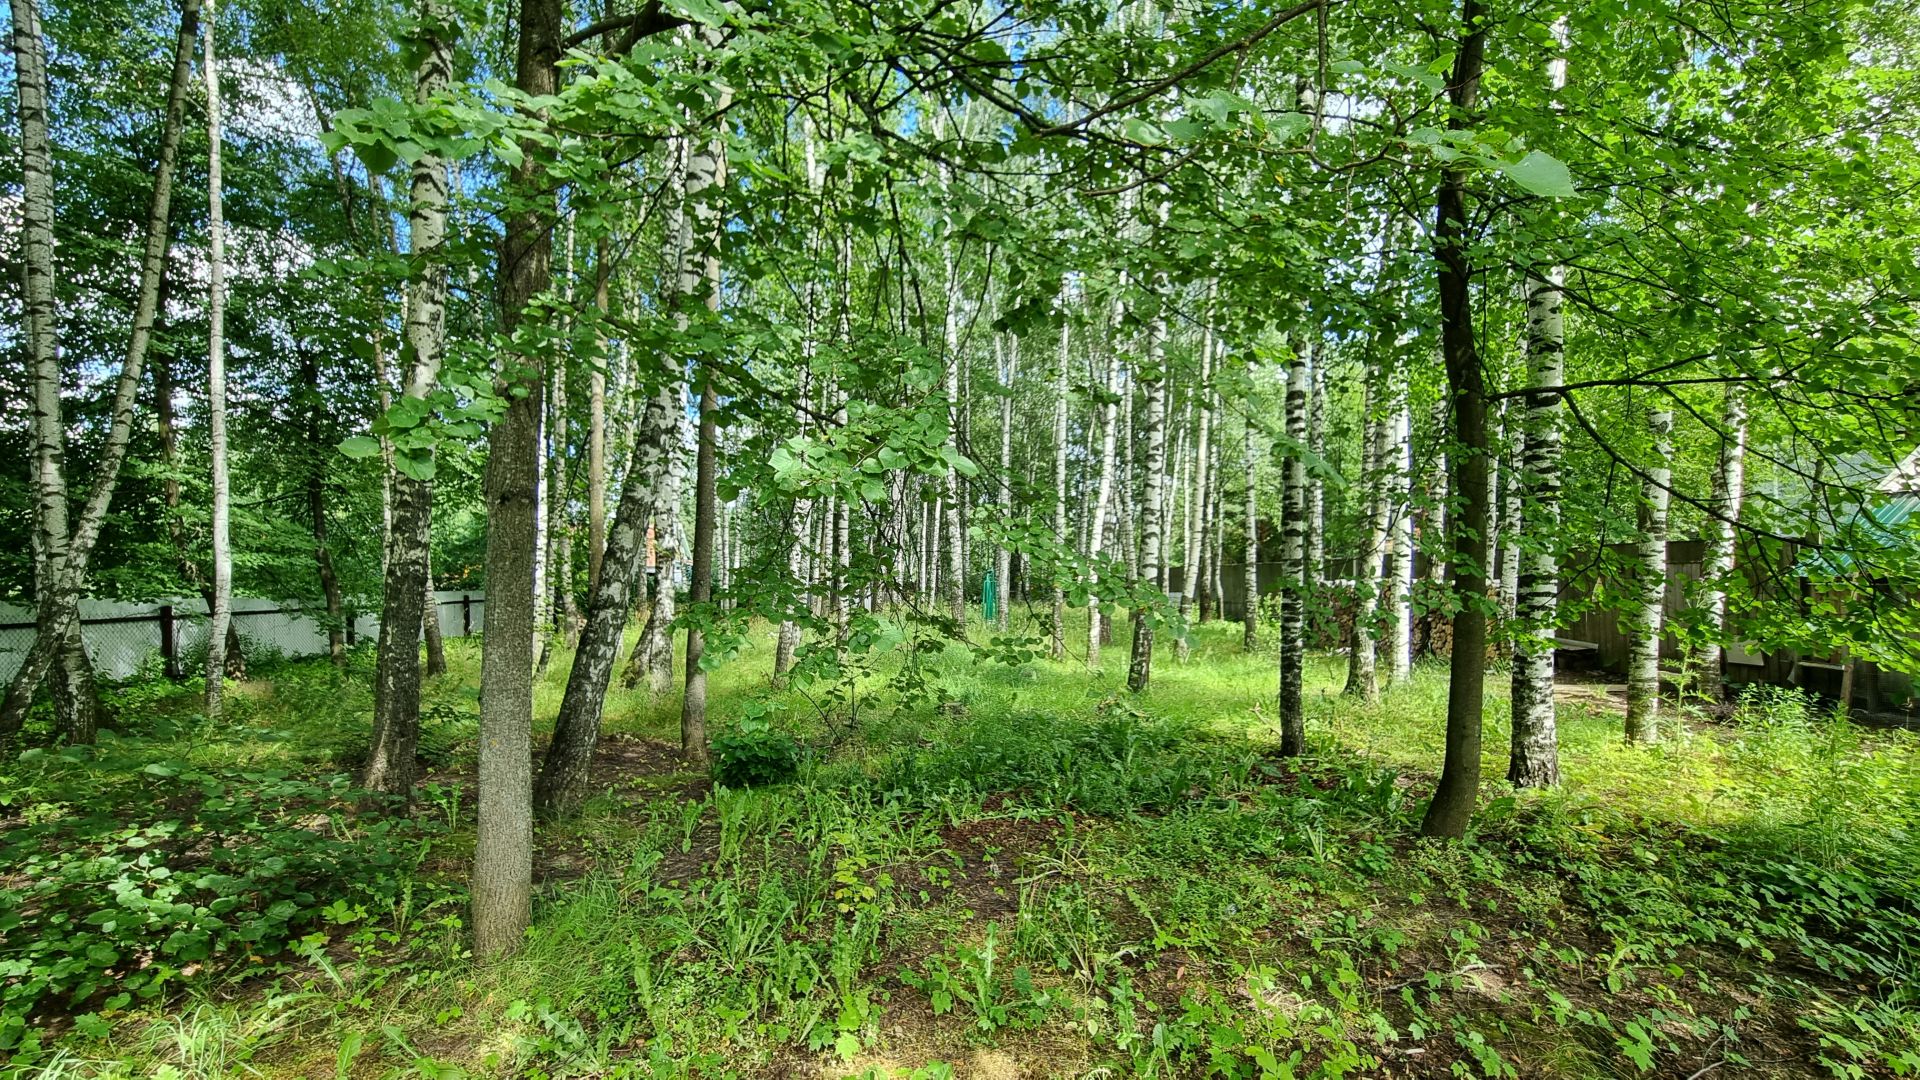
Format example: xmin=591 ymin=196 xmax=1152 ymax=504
xmin=4 ymin=613 xmax=1918 ymax=1078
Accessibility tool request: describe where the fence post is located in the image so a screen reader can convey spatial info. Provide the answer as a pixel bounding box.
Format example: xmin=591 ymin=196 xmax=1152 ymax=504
xmin=461 ymin=593 xmax=472 ymax=636
xmin=159 ymin=604 xmax=180 ymax=678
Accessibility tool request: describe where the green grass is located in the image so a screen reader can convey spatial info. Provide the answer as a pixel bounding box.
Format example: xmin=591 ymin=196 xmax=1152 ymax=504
xmin=5 ymin=611 xmax=1918 ymax=1079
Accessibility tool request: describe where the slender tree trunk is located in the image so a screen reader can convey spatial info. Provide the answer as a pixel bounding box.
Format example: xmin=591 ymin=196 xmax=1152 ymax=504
xmin=1306 ymin=342 xmax=1326 ymax=591
xmin=942 ymin=258 xmax=967 ymax=629
xmin=1126 ymin=305 xmax=1169 ymax=692
xmin=203 ymin=1 xmax=233 ymax=720
xmin=995 ymin=335 xmax=1015 ymax=632
xmin=1509 ymin=266 xmax=1565 ymax=787
xmin=1693 ymin=385 xmax=1746 ymax=703
xmin=679 ymin=50 xmax=729 ymax=762
xmin=0 ymin=0 xmax=201 ymax=737
xmin=1625 ymin=409 xmax=1674 ymax=744
xmin=1497 ymin=402 xmax=1522 ymax=620
xmin=588 ymin=239 xmax=610 ymax=592
xmin=1389 ymin=403 xmax=1415 ymax=684
xmin=536 ymin=381 xmax=678 ymax=816
xmin=1179 ymin=304 xmax=1214 ymax=661
xmin=1241 ymin=357 xmax=1261 ymax=652
xmin=774 ymin=496 xmax=810 ymax=679
xmin=365 ymin=0 xmax=452 ymax=796
xmin=624 ymin=132 xmax=690 ymax=694
xmin=1419 ymin=0 xmax=1490 ymax=840
xmin=1345 ymin=363 xmax=1388 ymax=703
xmin=302 ymin=351 xmax=347 ymax=665
xmin=1086 ymin=344 xmax=1121 ymax=668
xmin=1050 ymin=292 xmax=1072 ymax=660
xmin=6 ymin=0 xmax=96 ymax=742
xmin=423 ymin=555 xmax=446 ymax=675
xmin=1277 ymin=344 xmax=1309 ymax=754
xmin=545 ymin=293 xmax=576 ymax=649
xmin=474 ymin=0 xmax=559 ymax=961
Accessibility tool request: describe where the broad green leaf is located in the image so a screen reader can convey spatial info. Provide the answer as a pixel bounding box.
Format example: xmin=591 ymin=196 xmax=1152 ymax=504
xmin=1502 ymin=150 xmax=1577 ymax=197
xmin=338 ymin=435 xmax=382 ymax=459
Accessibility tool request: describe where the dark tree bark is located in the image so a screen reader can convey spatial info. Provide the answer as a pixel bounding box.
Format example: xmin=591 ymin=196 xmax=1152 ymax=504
xmin=364 ymin=0 xmax=453 ymax=798
xmin=1419 ymin=0 xmax=1491 ymax=841
xmin=474 ymin=0 xmax=559 ymax=961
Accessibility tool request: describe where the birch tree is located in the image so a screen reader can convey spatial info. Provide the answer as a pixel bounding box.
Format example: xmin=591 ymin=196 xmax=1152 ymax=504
xmin=203 ymin=0 xmax=233 ymax=721
xmin=679 ymin=32 xmax=731 ymax=762
xmin=1177 ymin=304 xmax=1214 ymax=662
xmin=1241 ymin=357 xmax=1261 ymax=652
xmin=0 ymin=0 xmax=199 ymax=740
xmin=363 ymin=0 xmax=455 ymax=797
xmin=1693 ymin=385 xmax=1747 ymax=703
xmin=1049 ymin=285 xmax=1072 ymax=660
xmin=1126 ymin=297 xmax=1169 ymax=692
xmin=1276 ymin=343 xmax=1309 ymax=755
xmin=1508 ymin=266 xmax=1566 ymax=787
xmin=1625 ymin=408 xmax=1674 ymax=744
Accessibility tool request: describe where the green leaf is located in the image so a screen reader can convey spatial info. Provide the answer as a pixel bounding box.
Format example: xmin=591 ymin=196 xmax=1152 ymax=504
xmin=338 ymin=435 xmax=382 ymax=460
xmin=1501 ymin=150 xmax=1577 ymax=197
xmin=395 ymin=450 xmax=437 ymax=483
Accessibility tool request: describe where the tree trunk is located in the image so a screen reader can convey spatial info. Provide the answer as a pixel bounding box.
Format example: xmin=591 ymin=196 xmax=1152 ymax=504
xmin=588 ymin=238 xmax=610 ymax=592
xmin=1306 ymin=342 xmax=1326 ymax=591
xmin=1050 ymin=290 xmax=1072 ymax=660
xmin=1241 ymin=357 xmax=1261 ymax=652
xmin=1508 ymin=266 xmax=1565 ymax=787
xmin=1419 ymin=0 xmax=1490 ymax=841
xmin=203 ymin=0 xmax=233 ymax=720
xmin=365 ymin=0 xmax=452 ymax=797
xmin=1345 ymin=361 xmax=1388 ymax=704
xmin=942 ymin=257 xmax=968 ymax=629
xmin=679 ymin=48 xmax=729 ymax=763
xmin=302 ymin=350 xmax=347 ymax=666
xmin=1389 ymin=403 xmax=1415 ymax=684
xmin=1693 ymin=384 xmax=1746 ymax=703
xmin=423 ymin=556 xmax=447 ymax=675
xmin=1277 ymin=343 xmax=1309 ymax=754
xmin=1497 ymin=401 xmax=1522 ymax=621
xmin=474 ymin=0 xmax=558 ymax=961
xmin=1086 ymin=342 xmax=1121 ymax=668
xmin=0 ymin=0 xmax=201 ymax=739
xmin=1625 ymin=409 xmax=1674 ymax=744
xmin=624 ymin=131 xmax=691 ymax=695
xmin=536 ymin=381 xmax=678 ymax=816
xmin=1126 ymin=304 xmax=1168 ymax=692
xmin=545 ymin=303 xmax=576 ymax=648
xmin=5 ymin=0 xmax=92 ymax=742
xmin=1178 ymin=302 xmax=1214 ymax=661
xmin=995 ymin=335 xmax=1015 ymax=633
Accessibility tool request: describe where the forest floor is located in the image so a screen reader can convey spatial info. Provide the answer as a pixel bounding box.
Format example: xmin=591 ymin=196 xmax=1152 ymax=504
xmin=4 ymin=617 xmax=1918 ymax=1079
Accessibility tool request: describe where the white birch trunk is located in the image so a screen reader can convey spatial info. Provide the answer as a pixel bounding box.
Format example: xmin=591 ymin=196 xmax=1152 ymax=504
xmin=1693 ymin=384 xmax=1747 ymax=703
xmin=1050 ymin=287 xmax=1072 ymax=659
xmin=995 ymin=334 xmax=1015 ymax=632
xmin=1177 ymin=303 xmax=1214 ymax=661
xmin=1345 ymin=365 xmax=1389 ymax=703
xmin=1241 ymin=357 xmax=1261 ymax=652
xmin=1508 ymin=265 xmax=1565 ymax=787
xmin=1126 ymin=298 xmax=1169 ymax=692
xmin=1625 ymin=409 xmax=1674 ymax=744
xmin=1389 ymin=404 xmax=1415 ymax=684
xmin=1276 ymin=344 xmax=1309 ymax=754
xmin=203 ymin=1 xmax=233 ymax=719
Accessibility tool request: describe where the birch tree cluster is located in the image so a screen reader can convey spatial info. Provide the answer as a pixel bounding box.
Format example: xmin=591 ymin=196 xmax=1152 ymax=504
xmin=5 ymin=0 xmax=1919 ymax=951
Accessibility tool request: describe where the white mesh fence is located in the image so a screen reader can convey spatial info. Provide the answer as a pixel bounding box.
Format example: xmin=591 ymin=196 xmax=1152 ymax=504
xmin=0 ymin=592 xmax=485 ymax=683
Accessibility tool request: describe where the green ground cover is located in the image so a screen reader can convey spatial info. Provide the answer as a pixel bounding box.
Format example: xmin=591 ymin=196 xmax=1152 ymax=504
xmin=4 ymin=618 xmax=1918 ymax=1078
